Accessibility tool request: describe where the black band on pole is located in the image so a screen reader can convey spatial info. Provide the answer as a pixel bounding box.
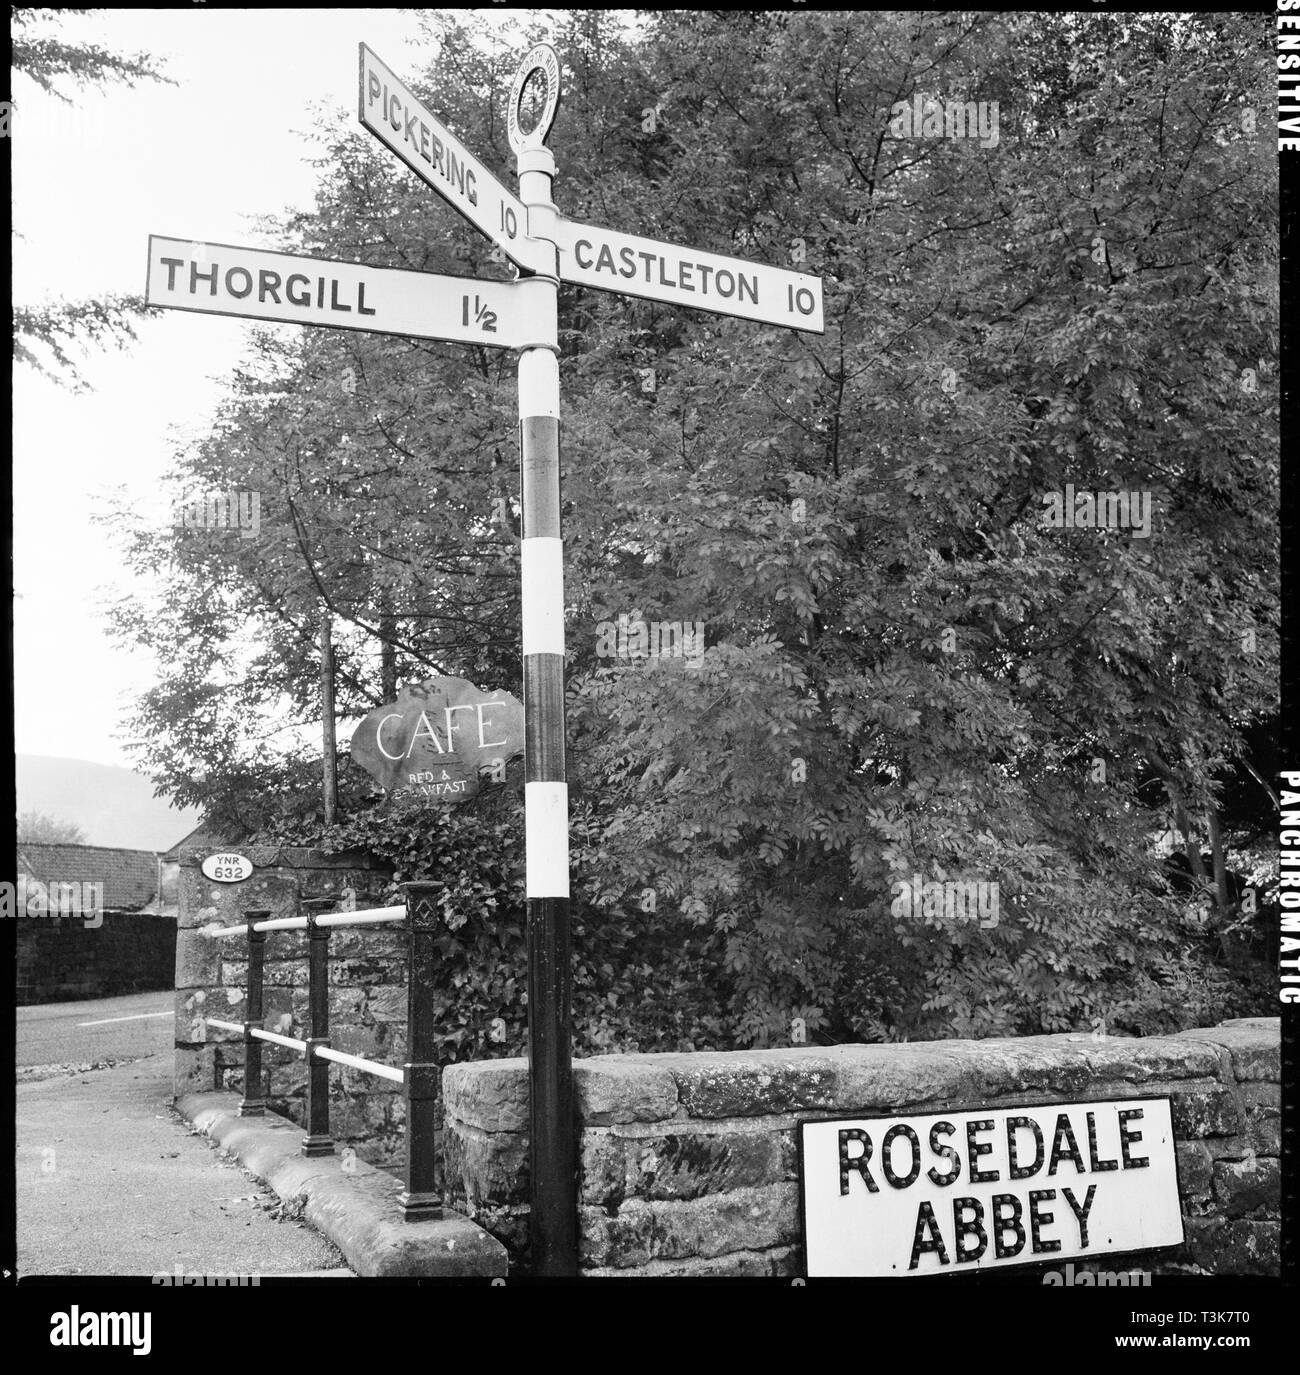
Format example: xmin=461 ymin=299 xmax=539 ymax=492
xmin=525 ymin=894 xmax=574 ymax=1274
xmin=523 ymin=654 xmax=566 ymax=781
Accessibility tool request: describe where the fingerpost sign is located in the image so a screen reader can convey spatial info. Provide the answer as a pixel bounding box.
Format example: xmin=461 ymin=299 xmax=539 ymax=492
xmin=148 ymin=39 xmax=826 ymax=1279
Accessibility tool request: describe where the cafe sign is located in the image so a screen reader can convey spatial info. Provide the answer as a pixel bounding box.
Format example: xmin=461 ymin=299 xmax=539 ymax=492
xmin=349 ymin=676 xmax=525 ymax=802
xmin=799 ymin=1096 xmax=1182 ymax=1277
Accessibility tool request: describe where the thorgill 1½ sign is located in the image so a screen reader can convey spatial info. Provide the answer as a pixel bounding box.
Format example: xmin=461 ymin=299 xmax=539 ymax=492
xmin=799 ymin=1097 xmax=1183 ymax=1277
xmin=145 ymin=236 xmax=527 ymax=348
xmin=349 ymin=676 xmax=524 ymax=802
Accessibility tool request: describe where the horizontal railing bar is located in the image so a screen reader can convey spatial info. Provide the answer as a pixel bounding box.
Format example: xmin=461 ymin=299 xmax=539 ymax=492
xmin=313 ymin=906 xmax=406 ymax=928
xmin=205 ymin=919 xmax=301 ymax=937
xmin=205 ymin=905 xmax=407 ymax=938
xmin=314 ymin=1045 xmax=406 ymax=1083
xmin=205 ymin=1016 xmax=244 ymax=1033
xmin=249 ymin=1028 xmax=308 ymax=1051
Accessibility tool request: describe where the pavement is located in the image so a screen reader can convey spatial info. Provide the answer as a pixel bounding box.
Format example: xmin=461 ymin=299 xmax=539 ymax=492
xmin=16 ymin=1049 xmax=355 ymax=1279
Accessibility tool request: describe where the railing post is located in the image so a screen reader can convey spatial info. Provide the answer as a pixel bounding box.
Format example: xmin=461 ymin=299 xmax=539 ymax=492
xmin=301 ymin=898 xmax=334 ymax=1158
xmin=398 ymin=882 xmax=442 ymax=1221
xmin=238 ymin=910 xmax=270 ymax=1116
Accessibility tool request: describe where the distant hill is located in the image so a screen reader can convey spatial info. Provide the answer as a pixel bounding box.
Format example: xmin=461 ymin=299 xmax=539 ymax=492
xmin=16 ymin=755 xmax=203 ymax=851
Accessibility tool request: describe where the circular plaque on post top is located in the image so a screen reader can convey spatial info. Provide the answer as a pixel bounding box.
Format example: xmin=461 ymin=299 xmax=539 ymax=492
xmin=508 ymin=44 xmax=561 ymax=154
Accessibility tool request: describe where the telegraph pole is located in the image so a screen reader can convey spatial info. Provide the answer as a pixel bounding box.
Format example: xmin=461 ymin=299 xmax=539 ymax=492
xmin=320 ymin=605 xmax=338 ymax=827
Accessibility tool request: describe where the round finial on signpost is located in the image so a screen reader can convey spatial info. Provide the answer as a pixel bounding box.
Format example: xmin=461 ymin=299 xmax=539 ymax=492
xmin=508 ymin=43 xmax=561 ymax=154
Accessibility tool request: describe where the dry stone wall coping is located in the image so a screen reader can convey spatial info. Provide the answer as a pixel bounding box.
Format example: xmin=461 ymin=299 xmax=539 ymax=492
xmin=443 ymin=1026 xmax=1269 ymax=1132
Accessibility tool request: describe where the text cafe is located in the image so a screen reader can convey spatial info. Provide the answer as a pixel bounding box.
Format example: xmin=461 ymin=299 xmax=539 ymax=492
xmin=799 ymin=1098 xmax=1183 ymax=1277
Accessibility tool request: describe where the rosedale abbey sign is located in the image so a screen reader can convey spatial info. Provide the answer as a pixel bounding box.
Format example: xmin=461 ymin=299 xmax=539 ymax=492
xmin=800 ymin=1098 xmax=1182 ymax=1278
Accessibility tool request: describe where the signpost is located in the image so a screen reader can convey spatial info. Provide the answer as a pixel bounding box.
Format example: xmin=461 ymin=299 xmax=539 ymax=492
xmin=358 ymin=44 xmax=552 ymax=276
xmin=549 ymin=218 xmax=826 ymax=331
xmin=799 ymin=1097 xmax=1183 ymax=1277
xmin=148 ymin=39 xmax=826 ymax=1278
xmin=146 ymin=235 xmax=529 ymax=347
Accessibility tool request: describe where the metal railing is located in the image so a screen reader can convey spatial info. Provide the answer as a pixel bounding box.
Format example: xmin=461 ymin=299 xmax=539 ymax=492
xmin=203 ymin=881 xmax=444 ymax=1221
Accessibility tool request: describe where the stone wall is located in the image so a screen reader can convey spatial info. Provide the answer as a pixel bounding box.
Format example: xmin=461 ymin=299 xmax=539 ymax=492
xmin=173 ymin=845 xmax=408 ymax=1165
xmin=17 ymin=911 xmax=177 ymax=1005
xmin=442 ymin=1017 xmax=1281 ymax=1277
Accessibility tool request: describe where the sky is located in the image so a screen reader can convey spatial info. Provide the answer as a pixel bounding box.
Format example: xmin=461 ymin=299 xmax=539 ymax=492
xmin=11 ymin=7 xmax=549 ymax=770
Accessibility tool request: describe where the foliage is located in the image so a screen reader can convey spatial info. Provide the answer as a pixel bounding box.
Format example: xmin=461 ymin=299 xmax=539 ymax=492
xmin=11 ymin=9 xmax=170 ymax=387
xmin=17 ymin=811 xmax=88 ymax=844
xmin=11 ymin=7 xmax=171 ymax=98
xmin=13 ymin=295 xmax=149 ymax=389
xmin=110 ymin=10 xmax=1276 ymax=1048
xmin=260 ymin=785 xmax=733 ymax=1061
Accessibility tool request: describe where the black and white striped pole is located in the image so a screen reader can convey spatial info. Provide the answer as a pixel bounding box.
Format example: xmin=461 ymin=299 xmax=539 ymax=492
xmin=510 ymin=48 xmax=577 ymax=1277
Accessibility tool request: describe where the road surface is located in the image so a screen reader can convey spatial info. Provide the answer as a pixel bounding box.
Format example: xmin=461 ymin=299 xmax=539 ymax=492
xmin=18 ymin=990 xmax=173 ymax=1070
xmin=17 ymin=1051 xmax=353 ymax=1278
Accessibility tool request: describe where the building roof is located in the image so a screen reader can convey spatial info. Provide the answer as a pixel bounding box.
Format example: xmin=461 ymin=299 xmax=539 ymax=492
xmin=16 ymin=843 xmax=160 ymax=911
xmin=160 ymin=819 xmax=244 ymax=862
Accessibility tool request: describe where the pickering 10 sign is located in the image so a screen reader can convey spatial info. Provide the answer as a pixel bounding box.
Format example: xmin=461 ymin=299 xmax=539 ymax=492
xmin=799 ymin=1097 xmax=1182 ymax=1277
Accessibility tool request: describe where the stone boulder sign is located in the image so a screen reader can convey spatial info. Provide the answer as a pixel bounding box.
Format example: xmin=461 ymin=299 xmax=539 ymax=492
xmin=350 ymin=676 xmax=525 ymax=802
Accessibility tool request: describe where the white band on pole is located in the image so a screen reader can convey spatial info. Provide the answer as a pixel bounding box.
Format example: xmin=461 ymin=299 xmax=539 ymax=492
xmin=525 ymin=781 xmax=570 ymax=898
xmin=521 ymin=539 xmax=566 ymax=655
xmin=519 ymin=347 xmax=560 ymax=418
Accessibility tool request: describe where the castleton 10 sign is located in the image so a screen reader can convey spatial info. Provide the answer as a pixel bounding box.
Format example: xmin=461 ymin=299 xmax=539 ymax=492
xmin=800 ymin=1096 xmax=1182 ymax=1277
xmin=350 ymin=676 xmax=524 ymax=802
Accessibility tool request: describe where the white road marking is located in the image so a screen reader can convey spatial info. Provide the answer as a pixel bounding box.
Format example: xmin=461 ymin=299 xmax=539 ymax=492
xmin=76 ymin=1012 xmax=173 ymax=1027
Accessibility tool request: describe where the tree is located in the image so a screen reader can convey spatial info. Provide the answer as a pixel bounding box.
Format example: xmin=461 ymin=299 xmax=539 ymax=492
xmin=10 ymin=8 xmax=173 ymax=387
xmin=18 ymin=811 xmax=87 ymax=844
xmin=107 ymin=10 xmax=1277 ymax=1047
